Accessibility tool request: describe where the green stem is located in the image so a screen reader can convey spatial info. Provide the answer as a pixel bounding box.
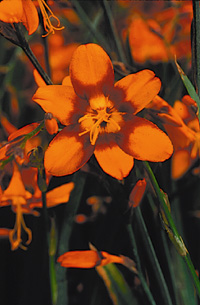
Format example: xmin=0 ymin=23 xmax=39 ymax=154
xmin=56 ymin=171 xmax=87 ymax=305
xmin=143 ymin=161 xmax=200 ymax=298
xmin=101 ymin=0 xmax=128 ymax=64
xmin=40 ymin=168 xmax=52 ymax=305
xmin=134 ymin=207 xmax=173 ymax=305
xmin=126 ymin=223 xmax=157 ymax=305
xmin=71 ymin=0 xmax=111 ymax=53
xmin=192 ymin=0 xmax=200 ymax=95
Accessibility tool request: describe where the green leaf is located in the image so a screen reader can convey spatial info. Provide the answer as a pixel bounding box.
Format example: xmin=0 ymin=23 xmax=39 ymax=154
xmin=175 ymin=60 xmax=200 ymax=121
xmin=96 ymin=263 xmax=139 ymax=305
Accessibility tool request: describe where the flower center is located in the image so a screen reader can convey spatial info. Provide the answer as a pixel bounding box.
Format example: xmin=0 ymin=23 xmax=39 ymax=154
xmin=78 ymin=96 xmax=125 ymax=145
xmin=37 ymin=0 xmax=64 ymax=37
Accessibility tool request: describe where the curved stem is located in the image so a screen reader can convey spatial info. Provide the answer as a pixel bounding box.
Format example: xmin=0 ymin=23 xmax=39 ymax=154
xmin=143 ymin=161 xmax=200 ymax=298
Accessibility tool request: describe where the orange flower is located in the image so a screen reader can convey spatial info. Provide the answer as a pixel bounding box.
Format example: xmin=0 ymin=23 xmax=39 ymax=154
xmin=0 ymin=120 xmax=41 ymax=165
xmin=146 ymin=95 xmax=199 ymax=179
xmin=0 ymin=0 xmax=63 ymax=36
xmin=33 ymin=43 xmax=173 ymax=180
xmin=57 ymin=250 xmax=124 ymax=268
xmin=128 ymin=2 xmax=192 ymax=63
xmin=0 ymin=163 xmax=74 ymax=250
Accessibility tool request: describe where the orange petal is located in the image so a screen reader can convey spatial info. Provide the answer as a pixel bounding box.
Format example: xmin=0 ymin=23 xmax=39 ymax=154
xmin=8 ymin=122 xmax=40 ymax=141
xmin=22 ymin=0 xmax=39 ymax=35
xmin=94 ymin=142 xmax=134 ymax=180
xmin=33 ymin=85 xmax=83 ymax=126
xmin=0 ymin=0 xmax=23 ymax=23
xmin=57 ymin=250 xmax=123 ymax=268
xmin=129 ymin=178 xmax=147 ymax=208
xmin=45 ymin=117 xmax=58 ymax=135
xmin=129 ymin=17 xmax=169 ymax=63
xmin=44 ymin=127 xmax=94 ymax=176
xmin=0 ymin=144 xmax=8 ymax=160
xmin=119 ymin=116 xmax=173 ymax=162
xmin=33 ymin=69 xmax=46 ymax=87
xmin=164 ymin=123 xmax=195 ymax=150
xmin=62 ymin=76 xmax=72 ymax=86
xmin=1 ymin=115 xmax=17 ymax=135
xmin=2 ymin=163 xmax=32 ymax=200
xmin=114 ymin=70 xmax=161 ymax=114
xmin=171 ymin=150 xmax=192 ymax=180
xmin=46 ymin=182 xmax=74 ymax=207
xmin=0 ymin=228 xmax=10 ymax=237
xmin=70 ymin=44 xmax=114 ymax=99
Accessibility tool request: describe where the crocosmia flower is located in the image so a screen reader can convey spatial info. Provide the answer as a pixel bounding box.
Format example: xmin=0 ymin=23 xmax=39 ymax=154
xmin=33 ymin=43 xmax=173 ymax=180
xmin=0 ymin=0 xmax=63 ymax=36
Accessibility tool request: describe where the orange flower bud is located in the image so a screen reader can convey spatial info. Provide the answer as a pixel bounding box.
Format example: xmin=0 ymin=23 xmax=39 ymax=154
xmin=129 ymin=178 xmax=147 ymax=208
xmin=45 ymin=113 xmax=58 ymax=135
xmin=57 ymin=250 xmax=123 ymax=269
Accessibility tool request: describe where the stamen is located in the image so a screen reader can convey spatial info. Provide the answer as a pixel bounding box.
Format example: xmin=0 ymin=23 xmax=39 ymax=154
xmin=37 ymin=0 xmax=65 ymax=37
xmin=78 ymin=105 xmax=124 ymax=145
xmin=9 ymin=204 xmax=32 ymax=250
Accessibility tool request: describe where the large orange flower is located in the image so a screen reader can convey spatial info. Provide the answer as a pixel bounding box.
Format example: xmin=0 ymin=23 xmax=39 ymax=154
xmin=33 ymin=44 xmax=173 ymax=180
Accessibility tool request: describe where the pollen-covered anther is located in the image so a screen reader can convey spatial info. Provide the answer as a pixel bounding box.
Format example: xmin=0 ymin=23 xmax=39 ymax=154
xmin=37 ymin=0 xmax=64 ymax=37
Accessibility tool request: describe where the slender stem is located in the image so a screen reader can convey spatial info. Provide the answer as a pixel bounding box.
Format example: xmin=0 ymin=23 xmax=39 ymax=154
xmin=143 ymin=161 xmax=200 ymax=298
xmin=14 ymin=24 xmax=53 ymax=85
xmin=192 ymin=0 xmax=200 ymax=95
xmin=71 ymin=0 xmax=111 ymax=53
xmin=102 ymin=0 xmax=128 ymax=65
xmin=56 ymin=171 xmax=87 ymax=305
xmin=42 ymin=36 xmax=51 ymax=79
xmin=126 ymin=223 xmax=157 ymax=305
xmin=22 ymin=43 xmax=53 ymax=85
xmin=40 ymin=168 xmax=53 ymax=305
xmin=135 ymin=207 xmax=173 ymax=305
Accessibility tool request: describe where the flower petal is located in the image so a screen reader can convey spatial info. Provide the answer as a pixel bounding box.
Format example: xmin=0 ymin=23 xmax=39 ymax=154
xmin=46 ymin=182 xmax=74 ymax=207
xmin=57 ymin=250 xmax=123 ymax=268
xmin=70 ymin=43 xmax=114 ymax=99
xmin=171 ymin=150 xmax=192 ymax=180
xmin=33 ymin=85 xmax=84 ymax=125
xmin=0 ymin=0 xmax=23 ymax=23
xmin=44 ymin=127 xmax=94 ymax=176
xmin=119 ymin=116 xmax=173 ymax=161
xmin=94 ymin=142 xmax=134 ymax=180
xmin=129 ymin=178 xmax=147 ymax=208
xmin=113 ymin=70 xmax=161 ymax=114
xmin=8 ymin=122 xmax=40 ymax=141
xmin=22 ymin=0 xmax=39 ymax=35
xmin=2 ymin=163 xmax=32 ymax=200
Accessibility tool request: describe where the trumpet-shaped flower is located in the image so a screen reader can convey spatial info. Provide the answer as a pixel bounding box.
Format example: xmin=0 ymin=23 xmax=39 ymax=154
xmin=0 ymin=163 xmax=74 ymax=250
xmin=146 ymin=95 xmax=199 ymax=179
xmin=57 ymin=250 xmax=124 ymax=268
xmin=33 ymin=43 xmax=173 ymax=180
xmin=0 ymin=0 xmax=63 ymax=36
